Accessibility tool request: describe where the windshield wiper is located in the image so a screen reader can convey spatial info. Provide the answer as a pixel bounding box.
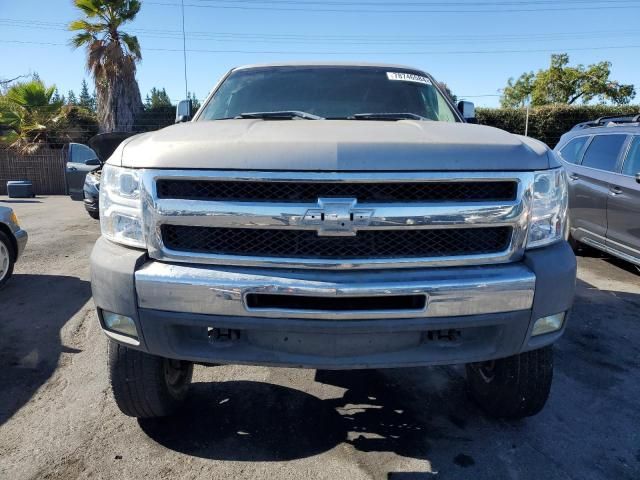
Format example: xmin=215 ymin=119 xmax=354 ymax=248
xmin=235 ymin=111 xmax=324 ymax=120
xmin=349 ymin=113 xmax=428 ymax=121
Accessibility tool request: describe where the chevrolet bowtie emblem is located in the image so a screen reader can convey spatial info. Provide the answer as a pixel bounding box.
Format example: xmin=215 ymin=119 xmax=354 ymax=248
xmin=302 ymin=198 xmax=374 ymax=236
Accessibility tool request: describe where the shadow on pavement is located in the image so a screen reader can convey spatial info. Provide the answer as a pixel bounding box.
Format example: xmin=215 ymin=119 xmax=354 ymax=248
xmin=0 ymin=274 xmax=91 ymax=426
xmin=0 ymin=199 xmax=42 ymax=204
xmin=138 ymin=275 xmax=640 ymax=475
xmin=139 ymin=367 xmax=472 ymax=462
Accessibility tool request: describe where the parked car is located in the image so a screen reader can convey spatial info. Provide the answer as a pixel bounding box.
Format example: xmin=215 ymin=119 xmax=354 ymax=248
xmin=0 ymin=206 xmax=28 ymax=288
xmin=90 ymin=63 xmax=576 ymax=420
xmin=66 ymin=142 xmax=101 ymax=202
xmin=66 ymin=133 xmax=136 ymax=219
xmin=555 ymin=114 xmax=640 ymax=265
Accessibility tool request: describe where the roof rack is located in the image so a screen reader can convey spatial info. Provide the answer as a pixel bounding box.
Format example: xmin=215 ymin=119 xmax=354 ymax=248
xmin=572 ymin=114 xmax=640 ymax=130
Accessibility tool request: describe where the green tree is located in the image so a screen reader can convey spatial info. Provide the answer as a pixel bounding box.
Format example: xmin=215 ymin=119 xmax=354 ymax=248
xmin=67 ymin=90 xmax=78 ymax=105
xmin=69 ymin=0 xmax=143 ymax=132
xmin=438 ymin=82 xmax=458 ymax=104
xmin=51 ymin=88 xmax=65 ymax=104
xmin=78 ymin=79 xmax=96 ymax=111
xmin=187 ymin=91 xmax=201 ymax=111
xmin=145 ymin=87 xmax=172 ymax=109
xmin=501 ymin=54 xmax=636 ymax=108
xmin=0 ymin=79 xmax=63 ymax=152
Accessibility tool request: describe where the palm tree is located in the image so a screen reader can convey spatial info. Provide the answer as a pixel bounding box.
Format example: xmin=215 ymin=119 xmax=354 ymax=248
xmin=0 ymin=79 xmax=64 ymax=153
xmin=69 ymin=0 xmax=143 ymax=132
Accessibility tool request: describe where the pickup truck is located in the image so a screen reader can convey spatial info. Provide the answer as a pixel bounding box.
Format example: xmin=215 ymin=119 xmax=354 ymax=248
xmin=91 ymin=63 xmax=576 ymax=420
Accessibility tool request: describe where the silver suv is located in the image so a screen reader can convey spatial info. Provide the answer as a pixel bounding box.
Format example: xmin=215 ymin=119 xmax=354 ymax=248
xmin=90 ymin=63 xmax=576 ymax=421
xmin=555 ymin=115 xmax=640 ymax=264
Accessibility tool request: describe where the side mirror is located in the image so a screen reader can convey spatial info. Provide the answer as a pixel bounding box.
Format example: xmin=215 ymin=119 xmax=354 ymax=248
xmin=85 ymin=158 xmax=101 ymax=166
xmin=457 ymin=101 xmax=477 ymax=123
xmin=175 ymin=99 xmax=192 ymax=123
xmin=636 ymin=173 xmax=640 ymax=184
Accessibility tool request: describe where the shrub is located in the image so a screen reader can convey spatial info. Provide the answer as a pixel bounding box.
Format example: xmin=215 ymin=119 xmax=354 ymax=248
xmin=476 ymin=104 xmax=640 ymax=148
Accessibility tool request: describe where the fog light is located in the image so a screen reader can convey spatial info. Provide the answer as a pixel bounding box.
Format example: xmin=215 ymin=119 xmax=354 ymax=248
xmin=102 ymin=311 xmax=138 ymax=338
xmin=532 ymin=312 xmax=565 ymax=336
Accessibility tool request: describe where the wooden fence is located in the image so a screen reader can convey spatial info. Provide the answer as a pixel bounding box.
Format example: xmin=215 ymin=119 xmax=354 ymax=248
xmin=0 ymin=149 xmax=67 ymax=195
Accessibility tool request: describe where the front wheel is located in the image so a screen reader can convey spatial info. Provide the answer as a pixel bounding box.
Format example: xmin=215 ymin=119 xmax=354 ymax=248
xmin=466 ymin=346 xmax=553 ymax=419
xmin=0 ymin=231 xmax=15 ymax=289
xmin=108 ymin=341 xmax=193 ymax=418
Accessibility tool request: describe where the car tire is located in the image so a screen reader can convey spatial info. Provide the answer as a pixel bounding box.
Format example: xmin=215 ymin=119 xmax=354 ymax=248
xmin=567 ymin=232 xmax=582 ymax=253
xmin=0 ymin=231 xmax=16 ymax=289
xmin=88 ymin=210 xmax=100 ymax=220
xmin=465 ymin=346 xmax=553 ymax=419
xmin=108 ymin=341 xmax=193 ymax=418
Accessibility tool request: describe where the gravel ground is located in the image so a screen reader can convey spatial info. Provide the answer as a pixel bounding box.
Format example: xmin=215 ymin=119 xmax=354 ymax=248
xmin=0 ymin=196 xmax=638 ymax=480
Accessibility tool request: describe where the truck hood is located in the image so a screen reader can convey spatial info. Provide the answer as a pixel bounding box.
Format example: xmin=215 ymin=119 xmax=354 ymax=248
xmin=114 ymin=119 xmax=553 ymax=171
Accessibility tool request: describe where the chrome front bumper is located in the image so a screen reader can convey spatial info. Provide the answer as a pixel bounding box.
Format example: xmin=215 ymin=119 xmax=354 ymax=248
xmin=135 ymin=262 xmax=535 ymax=320
xmin=91 ymin=238 xmax=576 ymax=369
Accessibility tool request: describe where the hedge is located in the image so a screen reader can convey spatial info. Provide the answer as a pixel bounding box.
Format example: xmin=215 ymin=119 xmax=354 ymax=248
xmin=476 ymin=105 xmax=640 ymax=148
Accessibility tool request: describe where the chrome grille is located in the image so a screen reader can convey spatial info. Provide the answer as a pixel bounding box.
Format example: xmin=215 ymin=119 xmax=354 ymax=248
xmin=141 ymin=170 xmax=533 ymax=270
xmin=162 ymin=225 xmax=512 ymax=259
xmin=157 ymin=179 xmax=517 ymax=203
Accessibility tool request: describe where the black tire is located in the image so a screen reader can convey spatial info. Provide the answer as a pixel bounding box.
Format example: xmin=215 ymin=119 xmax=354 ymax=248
xmin=567 ymin=231 xmax=582 ymax=253
xmin=108 ymin=341 xmax=193 ymax=418
xmin=0 ymin=231 xmax=16 ymax=290
xmin=88 ymin=210 xmax=100 ymax=220
xmin=466 ymin=346 xmax=553 ymax=419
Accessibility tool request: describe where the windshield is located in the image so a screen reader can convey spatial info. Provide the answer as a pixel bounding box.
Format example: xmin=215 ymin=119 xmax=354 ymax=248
xmin=198 ymin=66 xmax=459 ymax=122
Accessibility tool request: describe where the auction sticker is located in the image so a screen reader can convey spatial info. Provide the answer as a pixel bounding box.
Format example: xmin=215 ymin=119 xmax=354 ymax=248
xmin=386 ymin=72 xmax=431 ymax=85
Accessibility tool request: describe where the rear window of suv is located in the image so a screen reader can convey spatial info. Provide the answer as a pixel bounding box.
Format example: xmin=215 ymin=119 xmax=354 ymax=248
xmin=580 ymin=134 xmax=628 ymax=172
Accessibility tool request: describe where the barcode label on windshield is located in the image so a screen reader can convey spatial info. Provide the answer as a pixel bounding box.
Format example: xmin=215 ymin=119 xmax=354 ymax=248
xmin=386 ymin=72 xmax=431 ymax=85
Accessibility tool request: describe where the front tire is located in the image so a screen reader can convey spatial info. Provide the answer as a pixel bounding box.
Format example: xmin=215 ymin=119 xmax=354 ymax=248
xmin=108 ymin=341 xmax=193 ymax=418
xmin=88 ymin=210 xmax=100 ymax=220
xmin=466 ymin=346 xmax=553 ymax=419
xmin=567 ymin=231 xmax=582 ymax=253
xmin=0 ymin=231 xmax=15 ymax=289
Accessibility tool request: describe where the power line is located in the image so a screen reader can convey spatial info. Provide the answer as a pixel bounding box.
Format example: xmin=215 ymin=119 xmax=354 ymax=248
xmin=191 ymin=0 xmax=640 ymax=5
xmin=0 ymin=18 xmax=637 ymax=46
xmin=147 ymin=0 xmax=640 ymax=13
xmin=2 ymin=38 xmax=639 ymax=55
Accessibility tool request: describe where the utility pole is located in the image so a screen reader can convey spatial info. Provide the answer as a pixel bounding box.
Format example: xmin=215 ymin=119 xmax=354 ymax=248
xmin=524 ymin=95 xmax=531 ymax=137
xmin=181 ymin=0 xmax=188 ymax=99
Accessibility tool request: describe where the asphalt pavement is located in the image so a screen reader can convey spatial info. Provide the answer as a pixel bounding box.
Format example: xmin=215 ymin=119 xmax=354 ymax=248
xmin=0 ymin=196 xmax=638 ymax=480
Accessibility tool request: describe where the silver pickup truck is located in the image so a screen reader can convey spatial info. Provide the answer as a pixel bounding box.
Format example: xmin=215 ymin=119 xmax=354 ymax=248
xmin=91 ymin=63 xmax=576 ymax=420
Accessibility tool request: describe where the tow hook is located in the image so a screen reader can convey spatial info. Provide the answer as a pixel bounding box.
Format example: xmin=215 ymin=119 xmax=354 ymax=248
xmin=208 ymin=328 xmax=241 ymax=342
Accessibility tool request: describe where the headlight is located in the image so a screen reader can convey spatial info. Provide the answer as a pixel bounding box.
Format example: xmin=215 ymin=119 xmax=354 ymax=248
xmin=99 ymin=164 xmax=144 ymax=248
xmin=526 ymin=168 xmax=568 ymax=249
xmin=85 ymin=172 xmax=99 ymax=186
xmin=9 ymin=211 xmax=19 ymax=227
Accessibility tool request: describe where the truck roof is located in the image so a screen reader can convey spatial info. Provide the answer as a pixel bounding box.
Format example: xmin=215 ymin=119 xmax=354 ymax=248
xmin=233 ymin=61 xmax=427 ymax=73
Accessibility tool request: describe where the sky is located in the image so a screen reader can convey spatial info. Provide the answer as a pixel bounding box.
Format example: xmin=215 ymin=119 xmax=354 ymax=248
xmin=1 ymin=0 xmax=639 ymax=108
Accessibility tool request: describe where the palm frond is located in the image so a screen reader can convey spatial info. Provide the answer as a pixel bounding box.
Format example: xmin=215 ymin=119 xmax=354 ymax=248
xmin=119 ymin=0 xmax=142 ymax=21
xmin=68 ymin=19 xmax=104 ymax=34
xmin=70 ymin=31 xmax=95 ymax=49
xmin=120 ymin=33 xmax=142 ymax=61
xmin=73 ymin=0 xmax=102 ymax=18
